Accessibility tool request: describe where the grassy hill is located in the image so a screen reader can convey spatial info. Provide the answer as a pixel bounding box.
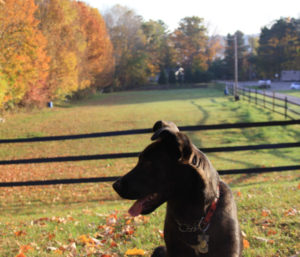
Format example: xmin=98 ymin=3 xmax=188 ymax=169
xmin=0 ymin=84 xmax=299 ymax=256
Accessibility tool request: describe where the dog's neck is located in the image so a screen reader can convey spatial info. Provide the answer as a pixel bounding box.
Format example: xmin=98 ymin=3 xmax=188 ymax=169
xmin=168 ymin=168 xmax=219 ymax=220
xmin=168 ymin=182 xmax=219 ymax=224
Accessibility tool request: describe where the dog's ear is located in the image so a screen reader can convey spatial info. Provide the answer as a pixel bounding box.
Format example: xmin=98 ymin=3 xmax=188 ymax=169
xmin=151 ymin=121 xmax=192 ymax=160
xmin=151 ymin=120 xmax=179 ymax=141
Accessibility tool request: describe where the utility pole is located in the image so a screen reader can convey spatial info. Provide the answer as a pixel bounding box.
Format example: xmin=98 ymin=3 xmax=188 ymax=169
xmin=234 ymin=34 xmax=239 ymax=101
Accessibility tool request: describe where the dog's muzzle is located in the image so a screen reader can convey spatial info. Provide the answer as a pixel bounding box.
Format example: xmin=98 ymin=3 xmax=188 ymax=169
xmin=112 ymin=178 xmax=122 ymax=194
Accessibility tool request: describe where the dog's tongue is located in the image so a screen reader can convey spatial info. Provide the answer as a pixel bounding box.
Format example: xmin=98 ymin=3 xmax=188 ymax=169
xmin=128 ymin=197 xmax=147 ymax=217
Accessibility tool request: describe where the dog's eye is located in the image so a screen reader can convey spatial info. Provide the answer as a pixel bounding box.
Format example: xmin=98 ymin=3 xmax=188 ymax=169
xmin=192 ymin=155 xmax=197 ymax=166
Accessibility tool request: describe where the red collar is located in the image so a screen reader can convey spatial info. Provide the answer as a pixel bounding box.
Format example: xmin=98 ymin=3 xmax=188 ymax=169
xmin=176 ymin=186 xmax=220 ymax=233
xmin=200 ymin=195 xmax=219 ymax=231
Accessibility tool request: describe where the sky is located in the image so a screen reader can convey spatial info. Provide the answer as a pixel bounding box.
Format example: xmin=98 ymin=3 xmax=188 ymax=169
xmin=83 ymin=0 xmax=300 ymax=35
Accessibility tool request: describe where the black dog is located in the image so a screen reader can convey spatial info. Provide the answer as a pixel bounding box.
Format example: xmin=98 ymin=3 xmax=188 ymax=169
xmin=113 ymin=121 xmax=242 ymax=257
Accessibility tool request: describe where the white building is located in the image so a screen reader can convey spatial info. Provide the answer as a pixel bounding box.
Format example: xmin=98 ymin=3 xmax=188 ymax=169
xmin=281 ymin=70 xmax=300 ymax=81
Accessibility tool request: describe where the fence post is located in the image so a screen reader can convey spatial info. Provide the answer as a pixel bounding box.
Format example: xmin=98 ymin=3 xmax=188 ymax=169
xmin=263 ymin=91 xmax=265 ymax=108
xmin=285 ymin=97 xmax=288 ymax=119
xmin=273 ymin=92 xmax=275 ymax=112
xmin=255 ymin=89 xmax=257 ymax=105
xmin=249 ymin=89 xmax=251 ymax=103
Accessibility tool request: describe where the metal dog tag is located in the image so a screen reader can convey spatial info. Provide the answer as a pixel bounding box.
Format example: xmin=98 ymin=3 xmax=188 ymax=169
xmin=198 ymin=234 xmax=209 ymax=254
xmin=191 ymin=234 xmax=209 ymax=254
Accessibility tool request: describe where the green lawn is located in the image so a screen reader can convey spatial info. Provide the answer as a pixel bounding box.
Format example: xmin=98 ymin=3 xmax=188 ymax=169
xmin=281 ymin=90 xmax=300 ymax=98
xmin=0 ymin=84 xmax=299 ymax=256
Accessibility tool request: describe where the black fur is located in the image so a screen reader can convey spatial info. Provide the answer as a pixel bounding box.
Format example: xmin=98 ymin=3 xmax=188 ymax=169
xmin=113 ymin=121 xmax=243 ymax=257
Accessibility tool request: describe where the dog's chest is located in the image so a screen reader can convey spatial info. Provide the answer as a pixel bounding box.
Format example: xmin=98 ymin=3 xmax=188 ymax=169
xmin=189 ymin=234 xmax=209 ymax=254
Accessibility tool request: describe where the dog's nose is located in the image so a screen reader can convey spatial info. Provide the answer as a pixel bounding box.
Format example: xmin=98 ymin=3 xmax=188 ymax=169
xmin=112 ymin=178 xmax=122 ymax=193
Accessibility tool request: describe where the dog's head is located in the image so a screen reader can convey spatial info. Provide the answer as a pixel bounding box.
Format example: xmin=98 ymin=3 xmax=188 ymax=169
xmin=113 ymin=120 xmax=219 ymax=216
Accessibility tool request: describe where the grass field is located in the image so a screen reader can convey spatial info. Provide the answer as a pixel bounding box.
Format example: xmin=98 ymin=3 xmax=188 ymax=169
xmin=282 ymin=90 xmax=300 ymax=98
xmin=0 ymin=84 xmax=299 ymax=257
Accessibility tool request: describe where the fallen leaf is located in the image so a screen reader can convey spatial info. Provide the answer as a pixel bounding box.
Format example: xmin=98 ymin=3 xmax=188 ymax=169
xmin=66 ymin=242 xmax=77 ymax=255
xmin=236 ymin=191 xmax=242 ymax=197
xmin=106 ymin=216 xmax=117 ymax=226
xmin=14 ymin=231 xmax=27 ymax=237
xmin=267 ymin=229 xmax=277 ymax=235
xmin=125 ymin=248 xmax=145 ymax=256
xmin=78 ymin=235 xmax=95 ymax=246
xmin=122 ymin=225 xmax=134 ymax=235
xmin=243 ymin=239 xmax=250 ymax=249
xmin=158 ymin=230 xmax=164 ymax=238
xmin=284 ymin=208 xmax=298 ymax=216
xmin=19 ymin=245 xmax=34 ymax=253
xmin=110 ymin=241 xmax=117 ymax=247
xmin=261 ymin=209 xmax=271 ymax=217
xmin=47 ymin=246 xmax=58 ymax=251
xmin=54 ymin=249 xmax=63 ymax=255
xmin=125 ymin=219 xmax=132 ymax=225
xmin=253 ymin=236 xmax=275 ymax=244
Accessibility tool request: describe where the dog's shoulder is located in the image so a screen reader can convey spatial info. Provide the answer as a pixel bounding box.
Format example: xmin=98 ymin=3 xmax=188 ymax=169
xmin=217 ymin=180 xmax=238 ymax=215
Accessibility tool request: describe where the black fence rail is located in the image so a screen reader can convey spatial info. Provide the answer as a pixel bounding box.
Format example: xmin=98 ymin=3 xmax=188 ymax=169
xmin=1 ymin=120 xmax=300 ymax=188
xmin=1 ymin=119 xmax=300 ymax=144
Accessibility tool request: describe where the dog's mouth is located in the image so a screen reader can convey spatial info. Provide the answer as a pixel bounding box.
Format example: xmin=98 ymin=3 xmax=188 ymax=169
xmin=128 ymin=193 xmax=164 ymax=217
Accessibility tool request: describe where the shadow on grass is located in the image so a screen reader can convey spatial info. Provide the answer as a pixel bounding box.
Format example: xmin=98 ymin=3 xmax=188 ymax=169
xmin=228 ymin=173 xmax=300 ymax=188
xmin=65 ymin=87 xmax=225 ymax=107
xmin=0 ymin=196 xmax=121 ymax=217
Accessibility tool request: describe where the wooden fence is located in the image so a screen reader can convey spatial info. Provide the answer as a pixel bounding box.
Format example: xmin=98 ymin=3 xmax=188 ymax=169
xmin=227 ymin=84 xmax=300 ymax=119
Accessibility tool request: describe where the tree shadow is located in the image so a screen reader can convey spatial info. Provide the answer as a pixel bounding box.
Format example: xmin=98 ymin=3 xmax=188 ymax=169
xmin=63 ymin=87 xmax=225 ymax=107
xmin=0 ymin=196 xmax=121 ymax=216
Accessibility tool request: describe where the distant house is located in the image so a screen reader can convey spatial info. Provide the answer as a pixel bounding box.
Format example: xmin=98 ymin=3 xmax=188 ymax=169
xmin=281 ymin=70 xmax=300 ymax=81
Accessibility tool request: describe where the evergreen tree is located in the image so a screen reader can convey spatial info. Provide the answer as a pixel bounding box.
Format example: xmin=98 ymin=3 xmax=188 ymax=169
xmin=158 ymin=69 xmax=167 ymax=84
xmin=184 ymin=67 xmax=193 ymax=83
xmin=256 ymin=17 xmax=300 ymax=78
xmin=168 ymin=70 xmax=176 ymax=84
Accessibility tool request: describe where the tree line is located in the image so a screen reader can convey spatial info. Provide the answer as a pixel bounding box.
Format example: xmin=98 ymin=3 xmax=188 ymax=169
xmin=212 ymin=17 xmax=300 ymax=81
xmin=1 ymin=1 xmax=299 ymax=110
xmin=0 ymin=0 xmax=114 ymax=109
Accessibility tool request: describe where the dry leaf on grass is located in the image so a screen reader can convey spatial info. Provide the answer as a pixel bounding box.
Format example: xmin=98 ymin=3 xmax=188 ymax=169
xmin=253 ymin=236 xmax=275 ymax=244
xmin=261 ymin=209 xmax=271 ymax=217
xmin=14 ymin=230 xmax=27 ymax=237
xmin=19 ymin=245 xmax=34 ymax=253
xmin=125 ymin=248 xmax=145 ymax=256
xmin=243 ymin=239 xmax=250 ymax=249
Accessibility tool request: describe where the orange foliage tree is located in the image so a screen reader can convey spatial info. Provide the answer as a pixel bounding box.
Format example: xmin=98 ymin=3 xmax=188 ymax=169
xmin=76 ymin=1 xmax=114 ymax=91
xmin=36 ymin=0 xmax=82 ymax=100
xmin=0 ymin=0 xmax=50 ymax=108
xmin=171 ymin=17 xmax=209 ymax=71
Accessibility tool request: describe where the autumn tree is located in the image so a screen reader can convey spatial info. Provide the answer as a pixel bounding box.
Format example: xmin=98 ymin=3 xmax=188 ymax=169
xmin=0 ymin=71 xmax=9 ymax=109
xmin=75 ymin=2 xmax=114 ymax=92
xmin=36 ymin=0 xmax=83 ymax=100
xmin=103 ymin=5 xmax=149 ymax=88
xmin=171 ymin=17 xmax=209 ymax=71
xmin=0 ymin=0 xmax=50 ymax=108
xmin=206 ymin=35 xmax=224 ymax=64
xmin=142 ymin=20 xmax=174 ymax=74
